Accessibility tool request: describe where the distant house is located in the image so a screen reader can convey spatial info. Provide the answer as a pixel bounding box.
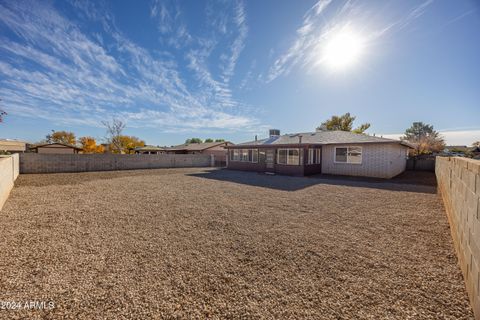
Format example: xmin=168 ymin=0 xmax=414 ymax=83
xmin=167 ymin=141 xmax=234 ymax=164
xmin=134 ymin=146 xmax=166 ymax=154
xmin=0 ymin=139 xmax=27 ymax=153
xmin=100 ymin=143 xmax=111 ymax=153
xmin=226 ymin=129 xmax=412 ymax=179
xmin=30 ymin=143 xmax=82 ymax=154
xmin=444 ymin=145 xmax=468 ymax=154
xmin=445 ymin=145 xmax=468 ymax=151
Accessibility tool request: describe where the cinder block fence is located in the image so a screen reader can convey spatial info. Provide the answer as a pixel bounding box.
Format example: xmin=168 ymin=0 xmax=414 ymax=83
xmin=19 ymin=153 xmax=214 ymax=174
xmin=436 ymin=157 xmax=480 ymax=319
xmin=0 ymin=154 xmax=19 ymax=211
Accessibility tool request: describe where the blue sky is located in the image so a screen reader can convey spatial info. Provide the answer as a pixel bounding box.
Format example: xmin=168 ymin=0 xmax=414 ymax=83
xmin=0 ymin=0 xmax=479 ymax=146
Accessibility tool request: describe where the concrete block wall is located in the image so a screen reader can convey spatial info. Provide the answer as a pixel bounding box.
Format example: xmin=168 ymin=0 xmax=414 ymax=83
xmin=322 ymin=143 xmax=408 ymax=179
xmin=0 ymin=154 xmax=19 ymax=211
xmin=20 ymin=153 xmax=213 ymax=174
xmin=436 ymin=157 xmax=480 ymax=319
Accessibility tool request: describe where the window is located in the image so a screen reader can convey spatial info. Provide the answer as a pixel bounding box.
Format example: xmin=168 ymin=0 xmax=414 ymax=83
xmin=335 ymin=148 xmax=348 ymax=162
xmin=278 ymin=149 xmax=287 ymax=164
xmin=334 ymin=146 xmax=362 ymax=164
xmin=230 ymin=149 xmax=258 ymax=162
xmin=287 ymin=149 xmax=299 ymax=165
xmin=252 ymin=149 xmax=258 ymax=163
xmin=307 ymin=148 xmax=321 ymax=165
xmin=277 ymin=148 xmax=300 ymax=165
xmin=241 ymin=149 xmax=249 ymax=161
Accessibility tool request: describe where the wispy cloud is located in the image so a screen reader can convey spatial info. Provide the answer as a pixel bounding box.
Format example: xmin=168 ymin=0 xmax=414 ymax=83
xmin=442 ymin=9 xmax=476 ymax=28
xmin=382 ymin=129 xmax=480 ymax=146
xmin=220 ymin=1 xmax=248 ymax=83
xmin=266 ymin=0 xmax=333 ymax=82
xmin=150 ymin=0 xmax=192 ymax=48
xmin=0 ymin=0 xmax=258 ymax=132
xmin=266 ymin=0 xmax=435 ymax=82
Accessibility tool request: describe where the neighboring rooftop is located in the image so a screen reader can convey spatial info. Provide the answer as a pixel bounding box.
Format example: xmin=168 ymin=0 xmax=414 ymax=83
xmin=134 ymin=145 xmax=166 ymax=152
xmin=231 ymin=130 xmax=413 ymax=148
xmin=30 ymin=142 xmax=83 ymax=150
xmin=444 ymin=146 xmax=468 ymax=151
xmin=168 ymin=141 xmax=232 ymax=151
xmin=0 ymin=139 xmax=27 ymax=152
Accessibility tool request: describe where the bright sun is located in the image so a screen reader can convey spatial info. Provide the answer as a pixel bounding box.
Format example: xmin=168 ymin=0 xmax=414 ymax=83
xmin=321 ymin=26 xmax=365 ymax=71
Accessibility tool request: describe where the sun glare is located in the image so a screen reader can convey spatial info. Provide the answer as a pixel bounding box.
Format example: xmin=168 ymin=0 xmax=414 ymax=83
xmin=321 ymin=26 xmax=365 ymax=71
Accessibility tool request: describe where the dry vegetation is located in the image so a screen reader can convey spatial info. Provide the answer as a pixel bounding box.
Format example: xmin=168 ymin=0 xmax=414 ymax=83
xmin=0 ymin=168 xmax=474 ymax=319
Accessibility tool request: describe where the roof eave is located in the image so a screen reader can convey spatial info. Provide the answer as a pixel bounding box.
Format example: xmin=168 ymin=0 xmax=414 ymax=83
xmin=227 ymin=140 xmax=409 ymax=148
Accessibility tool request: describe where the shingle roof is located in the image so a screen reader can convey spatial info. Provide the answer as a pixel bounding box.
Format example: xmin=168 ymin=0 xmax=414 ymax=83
xmin=232 ymin=131 xmax=413 ymax=148
xmin=167 ymin=141 xmax=232 ymax=151
xmin=30 ymin=142 xmax=83 ymax=150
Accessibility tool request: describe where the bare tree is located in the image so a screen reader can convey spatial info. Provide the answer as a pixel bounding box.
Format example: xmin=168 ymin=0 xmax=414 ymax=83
xmin=102 ymin=118 xmax=126 ymax=153
xmin=0 ymin=99 xmax=6 ymax=123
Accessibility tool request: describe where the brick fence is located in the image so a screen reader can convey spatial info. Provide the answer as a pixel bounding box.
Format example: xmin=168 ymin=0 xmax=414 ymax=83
xmin=20 ymin=153 xmax=214 ymax=174
xmin=436 ymin=157 xmax=480 ymax=319
xmin=0 ymin=154 xmax=19 ymax=211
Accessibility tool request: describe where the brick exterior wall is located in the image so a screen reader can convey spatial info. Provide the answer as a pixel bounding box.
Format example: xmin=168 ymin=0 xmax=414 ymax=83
xmin=321 ymin=143 xmax=408 ymax=179
xmin=0 ymin=154 xmax=19 ymax=211
xmin=19 ymin=153 xmax=213 ymax=174
xmin=35 ymin=144 xmax=80 ymax=154
xmin=436 ymin=157 xmax=480 ymax=319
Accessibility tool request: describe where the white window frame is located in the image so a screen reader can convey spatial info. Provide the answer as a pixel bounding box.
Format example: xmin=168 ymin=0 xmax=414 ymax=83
xmin=233 ymin=149 xmax=240 ymax=161
xmin=277 ymin=148 xmax=300 ymax=165
xmin=307 ymin=148 xmax=321 ymax=165
xmin=241 ymin=149 xmax=249 ymax=161
xmin=230 ymin=149 xmax=258 ymax=163
xmin=252 ymin=149 xmax=258 ymax=163
xmin=334 ymin=146 xmax=363 ymax=164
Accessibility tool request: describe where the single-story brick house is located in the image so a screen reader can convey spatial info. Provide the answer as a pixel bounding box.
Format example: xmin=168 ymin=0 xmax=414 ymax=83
xmin=226 ymin=130 xmax=413 ymax=178
xmin=30 ymin=143 xmax=82 ymax=154
xmin=167 ymin=141 xmax=234 ymax=165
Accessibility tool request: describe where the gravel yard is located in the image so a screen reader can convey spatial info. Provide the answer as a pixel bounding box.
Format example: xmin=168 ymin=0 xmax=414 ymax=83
xmin=0 ymin=168 xmax=473 ymax=319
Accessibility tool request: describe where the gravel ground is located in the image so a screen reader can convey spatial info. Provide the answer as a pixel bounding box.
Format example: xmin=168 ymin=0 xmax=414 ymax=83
xmin=0 ymin=168 xmax=473 ymax=319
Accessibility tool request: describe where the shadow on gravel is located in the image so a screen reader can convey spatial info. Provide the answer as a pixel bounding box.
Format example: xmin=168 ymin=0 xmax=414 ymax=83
xmin=188 ymin=169 xmax=437 ymax=194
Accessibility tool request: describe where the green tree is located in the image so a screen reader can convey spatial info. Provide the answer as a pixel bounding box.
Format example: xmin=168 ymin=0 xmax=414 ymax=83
xmin=317 ymin=113 xmax=370 ymax=134
xmin=185 ymin=138 xmax=203 ymax=144
xmin=401 ymin=122 xmax=445 ymax=155
xmin=214 ymin=139 xmax=225 ymax=142
xmin=46 ymin=130 xmax=76 ymax=145
xmin=204 ymin=138 xmax=214 ymax=143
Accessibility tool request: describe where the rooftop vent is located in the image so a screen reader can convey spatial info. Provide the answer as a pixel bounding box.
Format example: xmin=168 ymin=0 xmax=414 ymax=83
xmin=269 ymin=129 xmax=280 ymax=137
